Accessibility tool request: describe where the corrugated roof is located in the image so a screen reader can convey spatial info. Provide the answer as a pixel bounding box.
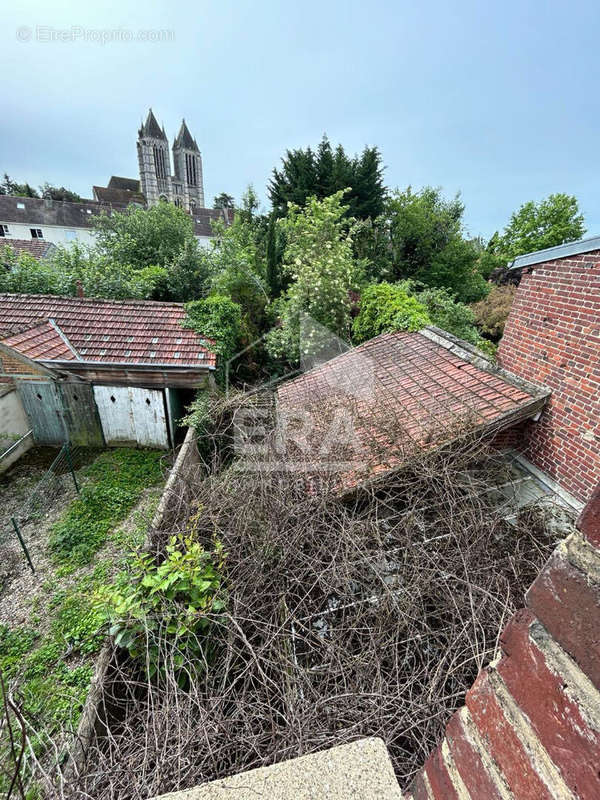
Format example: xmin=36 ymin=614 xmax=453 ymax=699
xmin=277 ymin=328 xmax=550 ymax=491
xmin=0 ymin=294 xmax=216 ymax=368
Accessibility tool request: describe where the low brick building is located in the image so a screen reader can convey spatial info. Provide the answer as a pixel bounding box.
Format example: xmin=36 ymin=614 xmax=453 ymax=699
xmin=498 ymin=236 xmax=600 ymax=505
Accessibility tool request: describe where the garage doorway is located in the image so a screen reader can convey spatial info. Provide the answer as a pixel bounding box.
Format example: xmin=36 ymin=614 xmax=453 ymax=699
xmin=93 ymin=386 xmax=169 ymax=449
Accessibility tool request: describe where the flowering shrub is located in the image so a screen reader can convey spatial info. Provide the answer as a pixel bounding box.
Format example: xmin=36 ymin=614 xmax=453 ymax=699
xmin=266 ymin=192 xmax=363 ymax=361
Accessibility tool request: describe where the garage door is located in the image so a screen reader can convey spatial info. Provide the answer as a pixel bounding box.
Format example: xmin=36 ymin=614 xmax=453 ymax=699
xmin=93 ymin=386 xmax=169 ymax=449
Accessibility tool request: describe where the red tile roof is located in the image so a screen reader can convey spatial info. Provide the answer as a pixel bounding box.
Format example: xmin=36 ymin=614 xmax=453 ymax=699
xmin=1 ymin=238 xmax=55 ymax=260
xmin=2 ymin=320 xmax=78 ymax=361
xmin=0 ymin=294 xmax=216 ymax=368
xmin=277 ymin=328 xmax=550 ymax=490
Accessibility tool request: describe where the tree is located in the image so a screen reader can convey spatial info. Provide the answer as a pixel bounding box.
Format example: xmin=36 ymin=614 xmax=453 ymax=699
xmin=352 ymin=283 xmax=430 ymax=343
xmin=0 ymin=247 xmax=59 ymax=293
xmin=0 ymin=173 xmax=39 ymax=197
xmin=92 ymin=202 xmax=194 ymax=271
xmin=166 ymin=237 xmax=212 ymax=302
xmin=269 ymin=135 xmax=386 ymax=220
xmin=472 ymin=285 xmax=517 ymax=341
xmin=494 ymin=193 xmax=586 ymax=261
xmin=0 ymin=242 xmax=165 ymax=300
xmin=265 ymin=192 xmax=363 ymax=361
xmin=385 ymin=187 xmax=488 ymax=303
xmin=213 ymin=192 xmax=235 ymax=210
xmin=265 ymin=213 xmax=286 ymax=298
xmin=39 ymin=182 xmax=82 ymax=203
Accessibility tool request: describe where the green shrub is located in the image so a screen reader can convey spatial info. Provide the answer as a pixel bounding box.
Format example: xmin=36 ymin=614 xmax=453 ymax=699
xmin=97 ymin=533 xmax=225 ymax=684
xmin=184 ymin=294 xmax=243 ymax=380
xmin=353 ymin=282 xmax=430 ymax=343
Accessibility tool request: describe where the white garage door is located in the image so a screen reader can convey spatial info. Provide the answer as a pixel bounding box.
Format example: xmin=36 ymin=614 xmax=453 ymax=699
xmin=93 ymin=386 xmax=169 ymax=449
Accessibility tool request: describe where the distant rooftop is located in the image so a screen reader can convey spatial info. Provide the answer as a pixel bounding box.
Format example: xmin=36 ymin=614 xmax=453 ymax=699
xmin=0 ymin=238 xmax=56 ymax=261
xmin=0 ymin=194 xmax=229 ymax=238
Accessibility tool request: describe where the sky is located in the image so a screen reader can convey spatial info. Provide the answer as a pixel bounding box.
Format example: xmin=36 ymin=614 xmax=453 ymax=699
xmin=2 ymin=0 xmax=600 ymax=239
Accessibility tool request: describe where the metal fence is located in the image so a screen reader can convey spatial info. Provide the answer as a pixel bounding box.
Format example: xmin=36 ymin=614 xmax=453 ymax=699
xmin=3 ymin=443 xmax=85 ymax=573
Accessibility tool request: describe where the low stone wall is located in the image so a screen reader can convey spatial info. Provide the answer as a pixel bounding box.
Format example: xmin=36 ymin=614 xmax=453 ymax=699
xmin=404 ymin=484 xmax=600 ymax=799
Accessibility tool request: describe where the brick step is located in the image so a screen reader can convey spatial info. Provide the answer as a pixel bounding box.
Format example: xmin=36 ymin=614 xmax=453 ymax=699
xmin=496 ymin=610 xmax=600 ymax=798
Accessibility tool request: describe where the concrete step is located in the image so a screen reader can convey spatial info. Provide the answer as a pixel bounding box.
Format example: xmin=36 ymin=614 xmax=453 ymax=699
xmin=151 ymin=737 xmax=404 ymax=800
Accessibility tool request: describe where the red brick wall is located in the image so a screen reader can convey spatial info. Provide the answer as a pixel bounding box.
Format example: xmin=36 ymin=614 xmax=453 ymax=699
xmin=0 ymin=350 xmax=48 ymax=379
xmin=404 ymin=486 xmax=600 ymax=800
xmin=497 ymin=252 xmax=600 ymax=504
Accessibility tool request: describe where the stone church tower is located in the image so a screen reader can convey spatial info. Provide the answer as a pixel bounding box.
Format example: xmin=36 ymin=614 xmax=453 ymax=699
xmin=137 ymin=109 xmax=205 ymax=209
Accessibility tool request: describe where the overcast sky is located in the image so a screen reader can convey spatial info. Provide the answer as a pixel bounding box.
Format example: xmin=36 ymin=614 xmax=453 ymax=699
xmin=3 ymin=0 xmax=600 ymax=238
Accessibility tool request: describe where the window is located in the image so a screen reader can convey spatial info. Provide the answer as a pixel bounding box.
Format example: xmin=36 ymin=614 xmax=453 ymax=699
xmin=16 ymin=202 xmax=25 ymax=210
xmin=185 ymin=153 xmax=197 ymax=186
xmin=0 ymin=225 xmax=8 ymax=237
xmin=65 ymin=230 xmax=77 ymax=241
xmin=30 ymin=228 xmax=43 ymax=239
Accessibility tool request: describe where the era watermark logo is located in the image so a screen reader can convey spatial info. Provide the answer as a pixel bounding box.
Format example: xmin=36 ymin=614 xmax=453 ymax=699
xmin=227 ymin=313 xmax=375 ymax=476
xmin=16 ymin=26 xmax=176 ymax=45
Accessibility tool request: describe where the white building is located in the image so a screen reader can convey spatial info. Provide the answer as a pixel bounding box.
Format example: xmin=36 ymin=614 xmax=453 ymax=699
xmin=0 ymin=195 xmax=227 ymax=250
xmin=1 ymin=108 xmax=230 ymax=251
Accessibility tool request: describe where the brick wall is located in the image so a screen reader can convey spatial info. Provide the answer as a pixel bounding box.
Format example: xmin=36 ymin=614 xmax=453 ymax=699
xmin=404 ymin=485 xmax=600 ymax=799
xmin=497 ymin=252 xmax=600 ymax=503
xmin=0 ymin=351 xmax=46 ymax=379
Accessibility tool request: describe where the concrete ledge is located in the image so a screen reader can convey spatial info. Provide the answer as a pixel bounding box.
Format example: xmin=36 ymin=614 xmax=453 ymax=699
xmin=152 ymin=738 xmax=403 ymax=800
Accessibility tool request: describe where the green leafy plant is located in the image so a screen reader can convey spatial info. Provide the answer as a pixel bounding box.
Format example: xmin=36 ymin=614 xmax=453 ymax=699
xmin=184 ymin=294 xmax=243 ymax=380
xmin=266 ymin=191 xmax=364 ymax=360
xmin=97 ymin=533 xmax=226 ymax=683
xmin=352 ymin=282 xmax=430 ymax=343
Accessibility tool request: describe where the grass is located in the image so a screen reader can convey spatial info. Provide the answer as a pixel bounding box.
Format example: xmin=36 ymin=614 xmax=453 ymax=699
xmin=49 ymin=448 xmax=164 ymax=566
xmin=0 ymin=447 xmax=165 ymax=795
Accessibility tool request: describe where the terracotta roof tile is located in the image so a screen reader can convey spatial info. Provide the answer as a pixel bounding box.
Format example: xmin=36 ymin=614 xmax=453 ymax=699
xmin=277 ymin=329 xmax=549 ymax=491
xmin=0 ymin=294 xmax=216 ymax=368
xmin=1 ymin=238 xmax=56 ymax=261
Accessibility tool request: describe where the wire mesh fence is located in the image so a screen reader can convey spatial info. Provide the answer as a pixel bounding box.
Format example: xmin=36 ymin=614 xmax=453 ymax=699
xmin=1 ymin=443 xmax=87 ymax=573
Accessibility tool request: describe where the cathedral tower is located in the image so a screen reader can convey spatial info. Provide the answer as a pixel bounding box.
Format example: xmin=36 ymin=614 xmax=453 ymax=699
xmin=172 ymin=119 xmax=205 ymax=210
xmin=137 ymin=109 xmax=172 ymax=205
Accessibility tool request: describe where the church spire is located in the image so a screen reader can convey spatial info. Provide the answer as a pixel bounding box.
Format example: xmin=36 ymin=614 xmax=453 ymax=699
xmin=174 ymin=119 xmax=199 ymax=151
xmin=140 ymin=108 xmax=167 ymax=140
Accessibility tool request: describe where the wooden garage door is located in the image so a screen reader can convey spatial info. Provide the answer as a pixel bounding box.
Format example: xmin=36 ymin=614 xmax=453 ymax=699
xmin=93 ymin=386 xmax=169 ymax=449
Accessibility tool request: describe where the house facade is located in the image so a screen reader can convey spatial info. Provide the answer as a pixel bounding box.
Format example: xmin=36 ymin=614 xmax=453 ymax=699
xmin=0 ymin=194 xmax=226 ymax=249
xmin=498 ymin=236 xmax=600 ymax=504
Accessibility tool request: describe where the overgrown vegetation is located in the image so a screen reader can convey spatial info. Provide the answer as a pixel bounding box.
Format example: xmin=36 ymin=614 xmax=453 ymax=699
xmin=0 ymin=448 xmax=165 ymax=797
xmin=13 ymin=397 xmax=566 ymax=798
xmin=98 ymin=531 xmax=225 ymax=684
